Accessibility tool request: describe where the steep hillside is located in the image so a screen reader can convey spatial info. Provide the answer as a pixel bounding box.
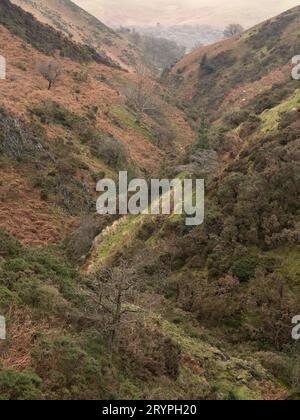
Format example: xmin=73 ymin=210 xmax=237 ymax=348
xmin=10 ymin=0 xmax=143 ymax=70
xmin=167 ymin=6 xmax=300 ymax=119
xmin=0 ymin=0 xmax=194 ymax=245
xmin=0 ymin=0 xmax=205 ymax=401
xmin=1 ymin=1 xmax=300 ymax=401
xmin=83 ymin=6 xmax=300 ymax=400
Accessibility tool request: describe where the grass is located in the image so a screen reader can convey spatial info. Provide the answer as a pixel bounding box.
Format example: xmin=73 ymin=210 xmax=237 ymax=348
xmin=260 ymin=89 xmax=300 ymax=132
xmin=111 ymin=105 xmax=156 ymax=142
xmin=140 ymin=312 xmax=265 ymax=400
xmin=87 ymin=214 xmax=145 ymax=271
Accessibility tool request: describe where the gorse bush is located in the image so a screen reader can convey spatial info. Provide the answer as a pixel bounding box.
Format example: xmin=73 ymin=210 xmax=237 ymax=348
xmin=29 ymin=102 xmax=80 ymax=129
xmin=231 ymin=256 xmax=260 ymax=282
xmin=0 ymin=230 xmax=110 ymax=400
xmin=0 ymin=230 xmax=80 ymax=309
xmin=0 ymin=368 xmax=42 ymax=400
xmin=32 ymin=336 xmax=106 ymax=400
xmin=0 ymin=229 xmax=21 ymax=258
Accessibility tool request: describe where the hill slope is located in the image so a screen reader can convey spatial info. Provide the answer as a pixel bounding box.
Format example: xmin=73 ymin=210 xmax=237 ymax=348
xmin=0 ymin=1 xmax=211 ymax=401
xmin=0 ymin=0 xmax=194 ymax=244
xmin=84 ymin=6 xmax=300 ymax=399
xmin=1 ymin=1 xmax=299 ymax=401
xmin=167 ymin=6 xmax=300 ymax=119
xmin=10 ymin=0 xmax=143 ymax=70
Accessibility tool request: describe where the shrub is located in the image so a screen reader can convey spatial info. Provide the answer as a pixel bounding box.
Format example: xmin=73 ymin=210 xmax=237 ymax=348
xmin=0 ymin=229 xmax=21 ymax=258
xmin=29 ymin=102 xmax=78 ymax=129
xmin=223 ymin=109 xmax=251 ymax=128
xmin=163 ymin=338 xmax=181 ymax=379
xmin=32 ymin=336 xmax=105 ymax=400
xmin=72 ymin=71 xmax=88 ymax=82
xmin=90 ymin=135 xmax=129 ymax=170
xmin=0 ymin=368 xmax=42 ymax=400
xmin=65 ymin=214 xmax=117 ymax=262
xmin=231 ymin=256 xmax=260 ymax=282
xmin=199 ymin=54 xmax=215 ymax=75
xmin=209 ymin=126 xmax=232 ymax=152
xmin=0 ymin=107 xmax=47 ymax=160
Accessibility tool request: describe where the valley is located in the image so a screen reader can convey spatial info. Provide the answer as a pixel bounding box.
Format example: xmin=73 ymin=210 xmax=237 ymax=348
xmin=0 ymin=0 xmax=299 ymax=401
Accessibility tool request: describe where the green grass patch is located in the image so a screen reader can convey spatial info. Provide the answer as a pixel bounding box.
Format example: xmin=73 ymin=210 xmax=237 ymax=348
xmin=111 ymin=105 xmax=156 ymax=142
xmin=260 ymin=89 xmax=300 ymax=132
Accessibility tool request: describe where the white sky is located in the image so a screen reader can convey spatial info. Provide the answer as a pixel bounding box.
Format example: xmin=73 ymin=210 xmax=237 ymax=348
xmin=73 ymin=0 xmax=300 ymax=27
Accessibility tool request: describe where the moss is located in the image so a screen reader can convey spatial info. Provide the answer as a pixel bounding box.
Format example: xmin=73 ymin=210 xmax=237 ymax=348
xmin=214 ymin=380 xmax=262 ymax=400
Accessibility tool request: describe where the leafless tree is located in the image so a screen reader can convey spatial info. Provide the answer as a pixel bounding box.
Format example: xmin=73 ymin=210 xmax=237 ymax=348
xmin=125 ymin=64 xmax=158 ymax=119
xmin=89 ymin=261 xmax=141 ymax=352
xmin=38 ymin=61 xmax=62 ymax=90
xmin=223 ymin=24 xmax=244 ymax=38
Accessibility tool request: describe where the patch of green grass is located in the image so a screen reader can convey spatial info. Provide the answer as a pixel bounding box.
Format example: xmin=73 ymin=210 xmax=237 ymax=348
xmin=149 ymin=314 xmax=265 ymax=400
xmin=89 ymin=215 xmax=145 ymax=271
xmin=111 ymin=105 xmax=155 ymax=142
xmin=260 ymin=89 xmax=300 ymax=132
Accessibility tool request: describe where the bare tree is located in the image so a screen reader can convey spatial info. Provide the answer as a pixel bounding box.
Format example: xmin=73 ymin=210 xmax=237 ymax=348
xmin=89 ymin=261 xmax=141 ymax=352
xmin=125 ymin=64 xmax=158 ymax=119
xmin=223 ymin=24 xmax=244 ymax=38
xmin=38 ymin=61 xmax=62 ymax=90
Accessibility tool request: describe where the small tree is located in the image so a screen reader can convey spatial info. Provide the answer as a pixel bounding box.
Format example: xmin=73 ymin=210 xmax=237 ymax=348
xmin=125 ymin=64 xmax=158 ymax=119
xmin=38 ymin=61 xmax=62 ymax=90
xmin=195 ymin=113 xmax=210 ymax=150
xmin=224 ymin=24 xmax=244 ymax=38
xmin=90 ymin=261 xmax=140 ymax=352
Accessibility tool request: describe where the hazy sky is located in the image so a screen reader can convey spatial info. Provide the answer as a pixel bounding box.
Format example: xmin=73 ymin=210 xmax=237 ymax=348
xmin=73 ymin=0 xmax=300 ymax=27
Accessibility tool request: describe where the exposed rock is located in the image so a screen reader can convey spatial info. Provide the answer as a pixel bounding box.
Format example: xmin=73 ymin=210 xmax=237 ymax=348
xmin=0 ymin=109 xmax=46 ymax=160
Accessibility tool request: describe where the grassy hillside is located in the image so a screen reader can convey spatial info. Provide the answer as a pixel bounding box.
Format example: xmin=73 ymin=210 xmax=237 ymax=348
xmin=81 ymin=6 xmax=300 ymax=399
xmin=0 ymin=0 xmax=193 ymax=242
xmin=10 ymin=0 xmax=144 ymax=70
xmin=1 ymin=1 xmax=300 ymax=400
xmin=167 ymin=6 xmax=300 ymax=118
